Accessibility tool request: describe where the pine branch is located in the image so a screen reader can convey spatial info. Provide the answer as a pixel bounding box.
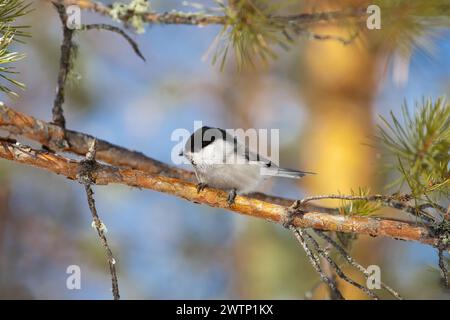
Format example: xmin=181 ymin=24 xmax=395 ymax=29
xmin=0 ymin=132 xmax=443 ymax=247
xmin=1 ymin=102 xmax=448 ymax=298
xmin=47 ymin=0 xmax=367 ymax=27
xmin=0 ymin=102 xmax=442 ymax=220
xmin=378 ymin=97 xmax=449 ymax=201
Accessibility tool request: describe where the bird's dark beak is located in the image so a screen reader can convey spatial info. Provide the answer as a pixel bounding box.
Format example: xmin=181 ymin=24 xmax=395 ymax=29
xmin=178 ymin=150 xmax=184 ymax=157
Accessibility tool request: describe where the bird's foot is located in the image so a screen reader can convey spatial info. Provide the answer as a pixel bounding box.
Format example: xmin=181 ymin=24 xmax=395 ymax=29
xmin=196 ymin=182 xmax=208 ymax=193
xmin=227 ymin=189 xmax=237 ymax=207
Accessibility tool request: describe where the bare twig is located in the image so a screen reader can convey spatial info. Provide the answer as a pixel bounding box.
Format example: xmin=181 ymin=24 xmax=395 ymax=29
xmin=305 ymin=31 xmax=359 ymax=45
xmin=300 ymin=194 xmax=436 ymax=223
xmin=83 ymin=24 xmax=145 ymax=61
xmin=77 ymin=139 xmax=120 ymax=300
xmin=302 ymin=230 xmax=379 ymax=299
xmin=315 ymin=230 xmax=403 ymax=300
xmin=289 ymin=225 xmax=344 ymax=300
xmin=438 ymin=248 xmax=449 ymax=288
xmin=52 ymin=2 xmax=75 ymax=130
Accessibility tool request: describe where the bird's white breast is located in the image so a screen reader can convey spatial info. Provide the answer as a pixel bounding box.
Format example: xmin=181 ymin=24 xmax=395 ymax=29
xmin=191 ymin=139 xmax=264 ymax=193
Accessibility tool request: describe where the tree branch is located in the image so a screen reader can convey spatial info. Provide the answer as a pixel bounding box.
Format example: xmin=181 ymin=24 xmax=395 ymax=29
xmin=0 ymin=103 xmax=331 ymax=214
xmin=0 ymin=134 xmax=443 ymax=247
xmin=0 ymin=103 xmax=190 ymax=179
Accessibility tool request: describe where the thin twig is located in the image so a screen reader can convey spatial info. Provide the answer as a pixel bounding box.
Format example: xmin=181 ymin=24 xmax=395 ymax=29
xmin=77 ymin=139 xmax=120 ymax=300
xmin=438 ymin=248 xmax=449 ymax=288
xmin=289 ymin=225 xmax=344 ymax=300
xmin=315 ymin=230 xmax=403 ymax=300
xmin=302 ymin=230 xmax=379 ymax=299
xmin=52 ymin=2 xmax=74 ymax=129
xmin=83 ymin=24 xmax=145 ymax=61
xmin=0 ymin=103 xmax=375 ymax=216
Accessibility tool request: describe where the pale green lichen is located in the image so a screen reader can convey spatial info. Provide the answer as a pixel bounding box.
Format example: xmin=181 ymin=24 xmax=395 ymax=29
xmin=128 ymin=0 xmax=151 ymax=13
xmin=110 ymin=0 xmax=151 ymax=34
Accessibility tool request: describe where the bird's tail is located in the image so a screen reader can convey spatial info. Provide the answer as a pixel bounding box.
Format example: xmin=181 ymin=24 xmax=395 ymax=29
xmin=261 ymin=167 xmax=316 ymax=179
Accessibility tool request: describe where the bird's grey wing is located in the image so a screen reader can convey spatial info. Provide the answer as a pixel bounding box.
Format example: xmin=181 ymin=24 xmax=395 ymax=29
xmin=264 ymin=166 xmax=316 ymax=179
xmin=234 ymin=136 xmax=315 ymax=179
xmin=244 ymin=148 xmax=315 ymax=179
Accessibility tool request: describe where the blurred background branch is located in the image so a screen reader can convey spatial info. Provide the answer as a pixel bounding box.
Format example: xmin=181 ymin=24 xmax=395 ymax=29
xmin=45 ymin=0 xmax=450 ymax=70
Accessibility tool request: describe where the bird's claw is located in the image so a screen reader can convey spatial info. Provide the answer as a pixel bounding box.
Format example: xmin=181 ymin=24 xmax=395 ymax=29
xmin=227 ymin=189 xmax=237 ymax=207
xmin=196 ymin=182 xmax=207 ymax=193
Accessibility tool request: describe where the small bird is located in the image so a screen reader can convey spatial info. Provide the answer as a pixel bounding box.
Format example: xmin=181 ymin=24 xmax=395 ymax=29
xmin=180 ymin=126 xmax=315 ymax=205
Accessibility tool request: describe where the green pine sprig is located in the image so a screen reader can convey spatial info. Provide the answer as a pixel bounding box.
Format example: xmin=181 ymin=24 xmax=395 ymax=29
xmin=338 ymin=188 xmax=382 ymax=216
xmin=378 ymin=97 xmax=450 ymax=204
xmin=210 ymin=0 xmax=292 ymax=70
xmin=0 ymin=0 xmax=31 ymax=97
